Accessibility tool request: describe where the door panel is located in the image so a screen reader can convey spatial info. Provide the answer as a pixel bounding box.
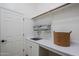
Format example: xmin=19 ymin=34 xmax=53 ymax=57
xmin=0 ymin=9 xmax=24 ymax=56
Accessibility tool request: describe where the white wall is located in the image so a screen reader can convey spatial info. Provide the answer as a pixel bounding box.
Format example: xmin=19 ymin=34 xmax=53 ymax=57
xmin=32 ymin=3 xmax=65 ymax=25
xmin=33 ymin=4 xmax=79 ymax=44
xmin=0 ymin=3 xmax=35 ymax=18
xmin=31 ymin=3 xmax=65 ymax=18
xmin=0 ymin=3 xmax=65 ymax=18
xmin=51 ymin=4 xmax=79 ymax=44
xmin=32 ymin=3 xmax=65 ymax=39
xmin=24 ymin=18 xmax=34 ymax=38
xmin=32 ymin=11 xmax=53 ymax=39
xmin=33 ymin=13 xmax=52 ymax=25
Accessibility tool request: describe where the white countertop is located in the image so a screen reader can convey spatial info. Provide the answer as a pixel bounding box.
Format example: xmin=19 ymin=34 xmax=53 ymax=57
xmin=26 ymin=38 xmax=79 ymax=56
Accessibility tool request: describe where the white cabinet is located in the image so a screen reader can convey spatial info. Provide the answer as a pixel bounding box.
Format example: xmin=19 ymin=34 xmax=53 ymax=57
xmin=26 ymin=40 xmax=39 ymax=56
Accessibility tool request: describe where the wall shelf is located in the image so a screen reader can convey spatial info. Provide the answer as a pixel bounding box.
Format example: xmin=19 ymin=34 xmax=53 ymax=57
xmin=34 ymin=29 xmax=50 ymax=31
xmin=33 ymin=25 xmax=51 ymax=31
xmin=32 ymin=3 xmax=70 ymax=19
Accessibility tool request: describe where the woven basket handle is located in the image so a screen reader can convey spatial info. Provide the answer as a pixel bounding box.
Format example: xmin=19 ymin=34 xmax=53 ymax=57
xmin=69 ymin=31 xmax=72 ymax=34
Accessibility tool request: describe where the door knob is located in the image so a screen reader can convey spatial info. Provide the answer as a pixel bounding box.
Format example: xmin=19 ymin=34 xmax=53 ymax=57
xmin=1 ymin=40 xmax=5 ymax=42
xmin=0 ymin=40 xmax=7 ymax=43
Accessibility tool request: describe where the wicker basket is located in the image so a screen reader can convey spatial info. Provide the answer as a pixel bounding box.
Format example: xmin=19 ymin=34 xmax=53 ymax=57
xmin=53 ymin=31 xmax=72 ymax=47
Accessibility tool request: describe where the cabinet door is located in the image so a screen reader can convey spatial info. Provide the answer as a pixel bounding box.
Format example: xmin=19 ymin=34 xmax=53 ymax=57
xmin=24 ymin=40 xmax=32 ymax=56
xmin=26 ymin=40 xmax=39 ymax=56
xmin=31 ymin=42 xmax=39 ymax=56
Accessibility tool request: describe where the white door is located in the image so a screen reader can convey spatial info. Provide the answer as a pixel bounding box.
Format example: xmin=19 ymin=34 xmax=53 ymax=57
xmin=0 ymin=8 xmax=24 ymax=56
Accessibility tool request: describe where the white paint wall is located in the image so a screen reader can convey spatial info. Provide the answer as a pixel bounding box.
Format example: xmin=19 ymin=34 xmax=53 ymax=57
xmin=24 ymin=18 xmax=34 ymax=38
xmin=33 ymin=13 xmax=52 ymax=25
xmin=33 ymin=4 xmax=79 ymax=44
xmin=33 ymin=12 xmax=53 ymax=39
xmin=0 ymin=3 xmax=65 ymax=18
xmin=32 ymin=3 xmax=65 ymax=18
xmin=32 ymin=3 xmax=65 ymax=39
xmin=0 ymin=3 xmax=34 ymax=18
xmin=51 ymin=4 xmax=79 ymax=44
xmin=32 ymin=3 xmax=65 ymax=26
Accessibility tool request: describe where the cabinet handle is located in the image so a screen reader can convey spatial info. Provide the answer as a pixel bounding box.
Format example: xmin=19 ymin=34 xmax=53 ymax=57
xmin=0 ymin=40 xmax=7 ymax=43
xmin=23 ymin=49 xmax=25 ymax=52
xmin=25 ymin=54 xmax=28 ymax=56
xmin=30 ymin=46 xmax=32 ymax=48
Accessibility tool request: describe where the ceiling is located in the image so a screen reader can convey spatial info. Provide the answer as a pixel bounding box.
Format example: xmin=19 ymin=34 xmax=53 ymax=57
xmin=0 ymin=3 xmax=64 ymax=19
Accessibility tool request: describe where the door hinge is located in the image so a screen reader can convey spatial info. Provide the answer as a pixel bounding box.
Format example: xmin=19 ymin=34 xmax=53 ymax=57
xmin=23 ymin=18 xmax=24 ymax=21
xmin=23 ymin=33 xmax=24 ymax=37
xmin=23 ymin=49 xmax=25 ymax=52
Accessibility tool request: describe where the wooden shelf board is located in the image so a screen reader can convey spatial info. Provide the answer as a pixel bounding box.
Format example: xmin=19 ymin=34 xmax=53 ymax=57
xmin=32 ymin=3 xmax=70 ymax=19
